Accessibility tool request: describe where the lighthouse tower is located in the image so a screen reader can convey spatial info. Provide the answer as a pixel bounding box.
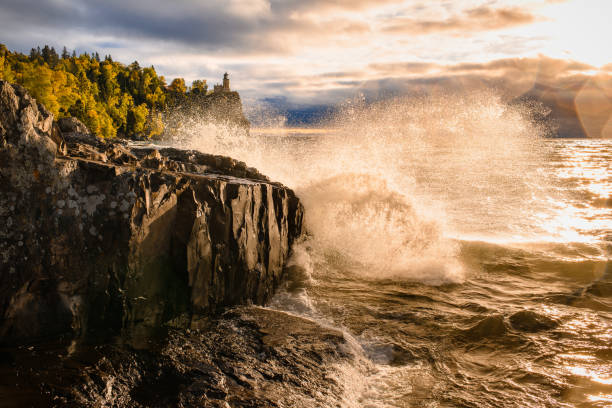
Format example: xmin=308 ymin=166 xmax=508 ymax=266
xmin=222 ymin=72 xmax=230 ymax=91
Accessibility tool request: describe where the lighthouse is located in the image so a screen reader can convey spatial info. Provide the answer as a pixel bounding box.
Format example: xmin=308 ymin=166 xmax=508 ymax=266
xmin=223 ymin=72 xmax=230 ymax=91
xmin=214 ymin=73 xmax=231 ymax=93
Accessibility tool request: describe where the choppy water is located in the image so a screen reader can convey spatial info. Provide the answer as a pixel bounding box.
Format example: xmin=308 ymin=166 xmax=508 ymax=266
xmin=170 ymin=93 xmax=612 ymax=407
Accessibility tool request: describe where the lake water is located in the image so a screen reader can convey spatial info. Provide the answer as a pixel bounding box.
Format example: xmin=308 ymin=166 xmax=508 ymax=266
xmin=171 ymin=93 xmax=611 ymax=407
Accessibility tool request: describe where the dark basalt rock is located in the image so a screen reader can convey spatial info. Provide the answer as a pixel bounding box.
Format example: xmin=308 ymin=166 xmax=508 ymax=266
xmin=509 ymin=310 xmax=558 ymax=332
xmin=1 ymin=307 xmax=360 ymax=407
xmin=0 ymin=80 xmax=304 ymax=345
xmin=164 ymin=90 xmax=251 ymax=135
xmin=463 ymin=315 xmax=508 ymax=340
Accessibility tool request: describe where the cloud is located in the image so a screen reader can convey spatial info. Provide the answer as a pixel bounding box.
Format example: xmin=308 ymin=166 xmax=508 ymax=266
xmin=382 ymin=6 xmax=538 ymax=36
xmin=0 ymin=0 xmax=284 ymax=55
xmin=273 ymin=0 xmax=404 ymax=13
xmin=0 ymin=0 xmax=541 ymax=62
xmin=365 ymin=56 xmax=596 ymax=85
xmin=368 ymin=62 xmax=439 ymax=75
xmin=317 ymin=71 xmax=365 ymax=79
xmin=0 ymin=0 xmax=382 ymax=57
xmin=0 ymin=0 xmax=610 ymax=130
xmin=251 ymin=54 xmax=610 ymax=138
xmin=448 ymin=56 xmax=595 ymax=76
xmin=244 ymin=55 xmax=607 ymax=105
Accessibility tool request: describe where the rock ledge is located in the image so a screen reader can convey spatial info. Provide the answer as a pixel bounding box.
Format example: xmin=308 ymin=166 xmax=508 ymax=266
xmin=0 ymin=80 xmax=303 ymax=344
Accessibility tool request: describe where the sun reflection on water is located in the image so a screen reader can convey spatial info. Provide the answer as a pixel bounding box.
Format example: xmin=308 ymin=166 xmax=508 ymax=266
xmin=532 ymin=139 xmax=612 ymax=245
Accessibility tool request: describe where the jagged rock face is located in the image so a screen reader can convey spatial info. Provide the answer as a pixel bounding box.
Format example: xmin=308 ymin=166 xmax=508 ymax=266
xmin=163 ymin=91 xmax=251 ymax=137
xmin=0 ymin=80 xmax=303 ymax=345
xmin=2 ymin=307 xmax=361 ymax=408
xmin=201 ymin=91 xmax=251 ymax=129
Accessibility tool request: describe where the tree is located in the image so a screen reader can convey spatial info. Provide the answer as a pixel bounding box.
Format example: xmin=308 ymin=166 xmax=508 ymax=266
xmin=41 ymin=45 xmax=59 ymax=67
xmin=127 ymin=104 xmax=149 ymax=134
xmin=0 ymin=43 xmax=207 ymax=139
xmin=0 ymin=44 xmax=15 ymax=82
xmin=69 ymin=99 xmax=86 ymax=118
xmin=29 ymin=48 xmax=40 ymax=60
xmin=169 ymin=78 xmax=186 ymax=93
xmin=146 ymin=110 xmax=164 ymax=138
xmin=191 ymin=79 xmax=207 ymax=94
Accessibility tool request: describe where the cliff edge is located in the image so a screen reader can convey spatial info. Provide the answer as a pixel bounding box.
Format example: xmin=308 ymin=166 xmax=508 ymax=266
xmin=0 ymin=80 xmax=303 ymax=344
xmin=163 ymin=90 xmax=251 ymax=139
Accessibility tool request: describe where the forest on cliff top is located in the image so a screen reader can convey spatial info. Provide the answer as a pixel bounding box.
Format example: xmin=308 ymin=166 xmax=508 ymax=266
xmin=0 ymin=44 xmax=209 ymax=138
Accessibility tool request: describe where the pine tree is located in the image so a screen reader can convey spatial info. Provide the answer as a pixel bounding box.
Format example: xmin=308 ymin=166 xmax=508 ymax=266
xmin=49 ymin=47 xmax=59 ymax=67
xmin=41 ymin=45 xmax=51 ymax=63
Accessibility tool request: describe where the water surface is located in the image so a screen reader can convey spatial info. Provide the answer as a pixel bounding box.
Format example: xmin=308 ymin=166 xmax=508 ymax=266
xmin=172 ymin=94 xmax=611 ymax=407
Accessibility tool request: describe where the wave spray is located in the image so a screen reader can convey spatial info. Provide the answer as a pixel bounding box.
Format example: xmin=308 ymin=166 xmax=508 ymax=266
xmin=169 ymin=89 xmax=549 ymax=284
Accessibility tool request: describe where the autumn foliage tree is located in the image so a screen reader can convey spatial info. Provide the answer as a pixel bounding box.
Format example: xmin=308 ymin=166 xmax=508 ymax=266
xmin=191 ymin=79 xmax=208 ymax=95
xmin=168 ymin=78 xmax=186 ymax=93
xmin=0 ymin=43 xmax=211 ymax=139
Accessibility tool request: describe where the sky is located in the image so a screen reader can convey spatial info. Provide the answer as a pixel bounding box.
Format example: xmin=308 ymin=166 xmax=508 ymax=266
xmin=1 ymin=0 xmax=611 ymax=130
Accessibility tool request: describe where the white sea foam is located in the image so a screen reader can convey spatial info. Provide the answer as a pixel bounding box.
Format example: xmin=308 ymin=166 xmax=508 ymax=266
xmin=166 ymin=89 xmax=552 ymax=284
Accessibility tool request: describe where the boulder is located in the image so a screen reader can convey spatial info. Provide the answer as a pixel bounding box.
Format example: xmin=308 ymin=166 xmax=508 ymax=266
xmin=463 ymin=315 xmax=508 ymax=340
xmin=0 ymin=80 xmax=303 ymax=344
xmin=509 ymin=310 xmax=558 ymax=332
xmin=57 ymin=116 xmax=90 ymax=135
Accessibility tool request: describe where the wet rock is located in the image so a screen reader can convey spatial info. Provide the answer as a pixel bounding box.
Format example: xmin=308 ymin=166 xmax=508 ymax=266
xmin=586 ymin=262 xmax=612 ymax=298
xmin=586 ymin=281 xmax=612 ymax=298
xmin=1 ymin=307 xmax=360 ymax=408
xmin=0 ymin=80 xmax=304 ymax=345
xmin=509 ymin=310 xmax=558 ymax=332
xmin=463 ymin=315 xmax=507 ymax=340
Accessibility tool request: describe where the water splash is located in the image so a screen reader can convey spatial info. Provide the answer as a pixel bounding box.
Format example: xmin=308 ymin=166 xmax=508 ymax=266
xmin=166 ymin=89 xmax=552 ymax=284
xmin=300 ymin=173 xmax=463 ymax=283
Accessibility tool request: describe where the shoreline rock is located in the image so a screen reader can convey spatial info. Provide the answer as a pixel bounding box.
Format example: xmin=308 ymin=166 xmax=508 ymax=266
xmin=0 ymin=307 xmax=360 ymax=407
xmin=0 ymin=80 xmax=303 ymax=345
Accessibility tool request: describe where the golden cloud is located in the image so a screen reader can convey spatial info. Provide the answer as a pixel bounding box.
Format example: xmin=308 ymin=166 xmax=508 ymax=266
xmin=382 ymin=6 xmax=538 ymax=36
xmin=368 ymin=62 xmax=439 ymax=75
xmin=364 ymin=56 xmax=611 ymax=138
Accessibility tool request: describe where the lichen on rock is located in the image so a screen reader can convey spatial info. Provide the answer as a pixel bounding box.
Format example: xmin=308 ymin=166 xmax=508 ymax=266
xmin=0 ymin=80 xmax=304 ymax=345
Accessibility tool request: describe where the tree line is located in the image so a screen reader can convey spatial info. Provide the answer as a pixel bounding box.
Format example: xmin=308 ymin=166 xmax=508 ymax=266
xmin=0 ymin=44 xmax=209 ymax=138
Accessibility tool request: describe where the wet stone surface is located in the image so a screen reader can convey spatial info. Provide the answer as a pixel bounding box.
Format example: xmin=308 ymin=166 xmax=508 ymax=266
xmin=0 ymin=79 xmax=307 ymax=405
xmin=0 ymin=307 xmax=359 ymax=407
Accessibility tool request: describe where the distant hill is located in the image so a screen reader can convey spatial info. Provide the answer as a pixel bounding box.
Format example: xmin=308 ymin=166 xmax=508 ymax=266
xmin=246 ymin=96 xmax=336 ymax=128
xmin=516 ymin=83 xmax=586 ymax=138
xmin=519 ymin=80 xmax=612 ymax=138
xmin=249 ymin=84 xmax=610 ymax=138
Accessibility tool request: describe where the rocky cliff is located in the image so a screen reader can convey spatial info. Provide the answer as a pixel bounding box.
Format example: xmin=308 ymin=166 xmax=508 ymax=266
xmin=163 ymin=91 xmax=251 ymax=139
xmin=0 ymin=80 xmax=303 ymax=345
